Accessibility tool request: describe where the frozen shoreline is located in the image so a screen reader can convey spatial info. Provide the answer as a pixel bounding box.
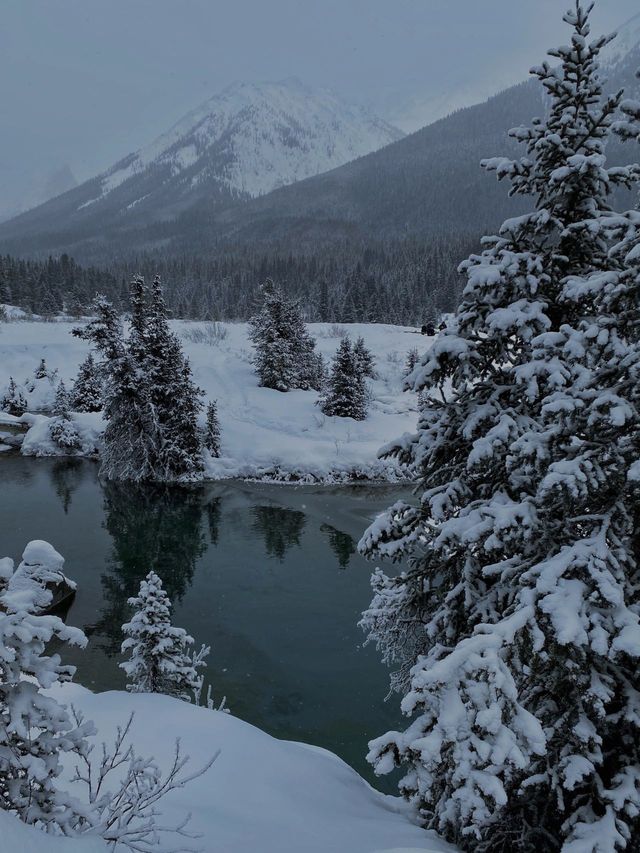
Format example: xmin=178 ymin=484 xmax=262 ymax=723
xmin=0 ymin=319 xmax=430 ymax=484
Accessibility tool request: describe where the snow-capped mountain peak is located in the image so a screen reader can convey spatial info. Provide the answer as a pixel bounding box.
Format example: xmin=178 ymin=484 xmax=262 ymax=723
xmin=80 ymin=78 xmax=403 ymax=212
xmin=604 ymin=11 xmax=640 ymax=67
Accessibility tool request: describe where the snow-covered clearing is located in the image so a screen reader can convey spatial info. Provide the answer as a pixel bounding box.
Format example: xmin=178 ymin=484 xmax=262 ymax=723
xmin=0 ymin=319 xmax=431 ymax=482
xmin=5 ymin=683 xmax=453 ymax=853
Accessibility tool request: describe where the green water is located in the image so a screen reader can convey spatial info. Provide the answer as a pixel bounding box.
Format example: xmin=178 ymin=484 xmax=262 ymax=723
xmin=0 ymin=456 xmax=410 ymax=788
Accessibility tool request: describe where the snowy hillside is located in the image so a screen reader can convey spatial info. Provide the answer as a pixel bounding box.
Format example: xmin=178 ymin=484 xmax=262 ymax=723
xmin=88 ymin=78 xmax=403 ymax=205
xmin=0 ymin=319 xmax=429 ymax=482
xmin=0 ymin=683 xmax=452 ymax=853
xmin=0 ymin=78 xmax=402 ymax=252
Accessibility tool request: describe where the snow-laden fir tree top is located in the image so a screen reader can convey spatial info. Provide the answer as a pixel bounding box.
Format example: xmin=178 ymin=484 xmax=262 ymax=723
xmin=71 ymin=352 xmax=102 ymax=413
xmin=121 ymin=570 xmax=203 ymax=701
xmin=359 ymin=4 xmax=640 ymax=851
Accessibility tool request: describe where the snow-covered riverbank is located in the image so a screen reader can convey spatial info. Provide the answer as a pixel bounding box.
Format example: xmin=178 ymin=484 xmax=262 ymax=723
xmin=0 ymin=319 xmax=430 ymax=482
xmin=4 ymin=683 xmax=454 ymax=853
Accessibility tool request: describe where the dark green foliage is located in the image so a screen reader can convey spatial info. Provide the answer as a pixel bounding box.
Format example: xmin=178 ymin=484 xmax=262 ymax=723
xmin=204 ymin=401 xmax=221 ymax=457
xmin=249 ymin=279 xmax=321 ymax=392
xmin=52 ymin=381 xmax=71 ymax=417
xmin=71 ymin=353 xmax=102 ymax=412
xmin=320 ymin=338 xmax=367 ymax=420
xmin=352 ymin=336 xmax=375 ymax=378
xmin=74 ymin=277 xmax=203 ymax=482
xmin=1 ymin=377 xmax=27 ymax=416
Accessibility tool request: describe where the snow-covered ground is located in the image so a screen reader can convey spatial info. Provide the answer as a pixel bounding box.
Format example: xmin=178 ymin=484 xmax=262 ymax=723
xmin=4 ymin=683 xmax=453 ymax=853
xmin=0 ymin=318 xmax=430 ymax=482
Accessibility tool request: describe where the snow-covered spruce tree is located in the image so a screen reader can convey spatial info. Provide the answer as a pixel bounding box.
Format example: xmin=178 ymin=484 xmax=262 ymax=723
xmin=404 ymin=347 xmax=420 ymax=377
xmin=52 ymin=380 xmax=71 ymax=416
xmin=359 ymin=6 xmax=639 ymax=850
xmin=353 ymin=336 xmax=376 ymax=378
xmin=34 ymin=358 xmax=49 ymax=380
xmin=320 ymin=337 xmax=367 ymax=420
xmin=75 ymin=293 xmax=159 ymax=481
xmin=74 ymin=276 xmax=203 ymax=482
xmin=0 ymin=541 xmax=93 ymax=833
xmin=49 ymin=382 xmax=81 ymax=451
xmin=204 ymin=400 xmax=221 ymax=457
xmin=249 ymin=278 xmax=321 ymax=391
xmin=143 ymin=275 xmax=204 ymax=481
xmin=120 ymin=570 xmax=205 ymax=701
xmin=71 ymin=352 xmax=102 ymax=412
xmin=1 ymin=376 xmax=27 ymax=415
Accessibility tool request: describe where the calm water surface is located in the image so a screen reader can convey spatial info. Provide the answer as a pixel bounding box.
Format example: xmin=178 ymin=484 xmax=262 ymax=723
xmin=0 ymin=456 xmax=410 ymax=788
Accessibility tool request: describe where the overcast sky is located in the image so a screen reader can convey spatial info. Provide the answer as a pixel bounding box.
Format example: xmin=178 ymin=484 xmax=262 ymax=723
xmin=1 ymin=0 xmax=638 ymax=205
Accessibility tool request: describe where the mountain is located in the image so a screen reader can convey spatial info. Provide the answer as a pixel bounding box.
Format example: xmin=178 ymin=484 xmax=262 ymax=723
xmin=194 ymin=24 xmax=639 ymax=252
xmin=0 ymin=79 xmax=401 ymax=255
xmin=1 ymin=21 xmax=638 ymax=262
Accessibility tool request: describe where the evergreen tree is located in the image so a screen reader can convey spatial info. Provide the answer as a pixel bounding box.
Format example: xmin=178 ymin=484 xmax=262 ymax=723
xmin=353 ymin=336 xmax=376 ymax=378
xmin=120 ymin=570 xmax=204 ymax=701
xmin=404 ymin=347 xmax=420 ymax=377
xmin=204 ymin=401 xmax=221 ymax=457
xmin=76 ymin=294 xmax=158 ymax=480
xmin=34 ymin=358 xmax=49 ymax=379
xmin=74 ymin=277 xmax=203 ymax=482
xmin=359 ymin=6 xmax=640 ymax=850
xmin=144 ymin=275 xmax=204 ymax=481
xmin=1 ymin=377 xmax=27 ymax=416
xmin=71 ymin=352 xmax=102 ymax=412
xmin=249 ymin=279 xmax=321 ymax=391
xmin=0 ymin=541 xmax=92 ymax=833
xmin=49 ymin=381 xmax=81 ymax=450
xmin=320 ymin=338 xmax=367 ymax=420
xmin=52 ymin=380 xmax=71 ymax=417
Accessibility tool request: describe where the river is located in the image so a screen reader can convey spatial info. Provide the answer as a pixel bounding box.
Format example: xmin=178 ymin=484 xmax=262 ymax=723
xmin=0 ymin=455 xmax=412 ymax=789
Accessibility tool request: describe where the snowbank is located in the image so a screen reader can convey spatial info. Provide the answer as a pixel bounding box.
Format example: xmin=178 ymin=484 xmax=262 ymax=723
xmin=19 ymin=411 xmax=103 ymax=458
xmin=0 ymin=811 xmax=106 ymax=853
xmin=0 ymin=320 xmax=431 ymax=481
xmin=28 ymin=683 xmax=452 ymax=853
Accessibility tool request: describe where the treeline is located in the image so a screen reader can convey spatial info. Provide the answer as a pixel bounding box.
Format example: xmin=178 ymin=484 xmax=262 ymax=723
xmin=0 ymin=232 xmax=480 ymax=324
xmin=0 ymin=253 xmax=120 ymax=316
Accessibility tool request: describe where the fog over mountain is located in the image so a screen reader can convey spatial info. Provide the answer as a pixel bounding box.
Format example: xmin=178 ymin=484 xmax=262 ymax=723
xmin=2 ymin=9 xmax=638 ymax=263
xmin=1 ymin=0 xmax=637 ymax=222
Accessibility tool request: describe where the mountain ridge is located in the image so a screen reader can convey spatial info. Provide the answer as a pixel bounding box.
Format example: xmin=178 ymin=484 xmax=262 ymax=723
xmin=1 ymin=21 xmax=638 ymax=262
xmin=0 ymin=78 xmax=401 ymax=252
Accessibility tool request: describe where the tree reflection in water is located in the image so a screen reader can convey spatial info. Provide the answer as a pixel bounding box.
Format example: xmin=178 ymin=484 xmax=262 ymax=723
xmin=251 ymin=505 xmax=306 ymax=561
xmin=96 ymin=482 xmax=208 ymax=653
xmin=320 ymin=523 xmax=356 ymax=570
xmin=50 ymin=458 xmax=87 ymax=514
xmin=206 ymin=497 xmax=222 ymax=546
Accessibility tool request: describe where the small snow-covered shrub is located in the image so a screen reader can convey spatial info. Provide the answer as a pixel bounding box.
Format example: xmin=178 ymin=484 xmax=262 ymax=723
xmin=183 ymin=321 xmax=229 ymax=346
xmin=328 ymin=324 xmax=347 ymax=338
xmin=1 ymin=377 xmax=27 ymax=415
xmin=70 ymin=709 xmax=217 ymax=850
xmin=49 ymin=417 xmax=82 ymax=451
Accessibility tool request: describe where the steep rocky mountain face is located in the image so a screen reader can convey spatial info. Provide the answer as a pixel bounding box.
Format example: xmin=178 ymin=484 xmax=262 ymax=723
xmin=0 ymin=79 xmax=401 ymax=256
xmin=1 ymin=16 xmax=638 ymax=262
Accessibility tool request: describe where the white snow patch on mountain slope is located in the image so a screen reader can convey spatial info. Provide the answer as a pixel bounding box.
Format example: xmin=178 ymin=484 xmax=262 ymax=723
xmin=0 ymin=319 xmax=430 ymax=482
xmin=83 ymin=78 xmax=403 ymax=207
xmin=604 ymin=11 xmax=640 ymax=66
